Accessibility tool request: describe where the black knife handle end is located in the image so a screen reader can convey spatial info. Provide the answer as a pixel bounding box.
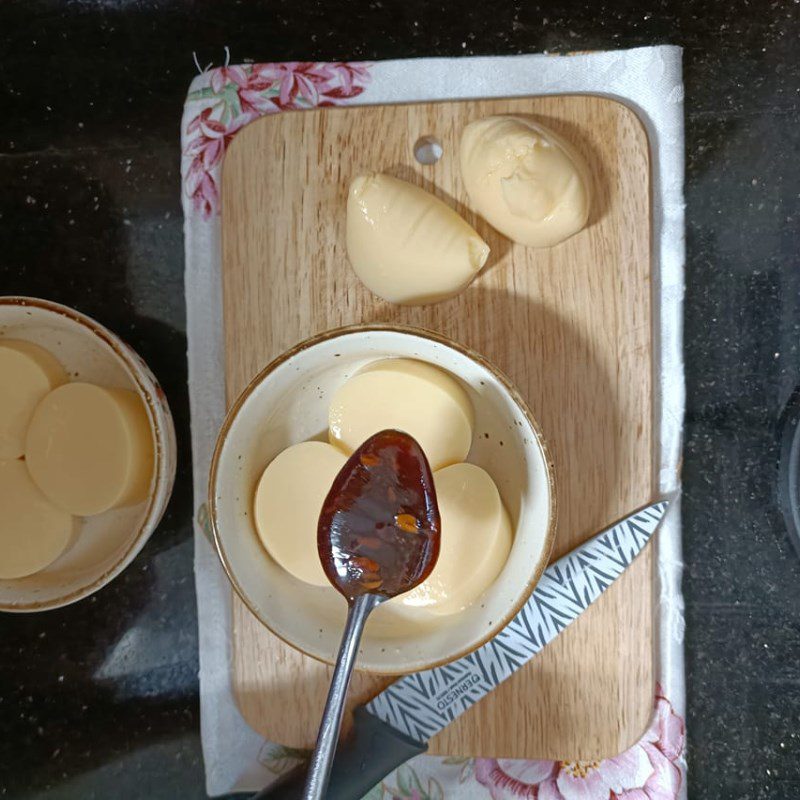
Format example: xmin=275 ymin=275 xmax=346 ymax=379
xmin=253 ymin=706 xmax=427 ymax=800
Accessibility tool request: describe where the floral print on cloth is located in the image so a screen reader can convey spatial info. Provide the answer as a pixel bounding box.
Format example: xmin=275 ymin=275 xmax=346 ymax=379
xmin=183 ymin=62 xmax=371 ymax=218
xmin=472 ymin=689 xmax=683 ymax=800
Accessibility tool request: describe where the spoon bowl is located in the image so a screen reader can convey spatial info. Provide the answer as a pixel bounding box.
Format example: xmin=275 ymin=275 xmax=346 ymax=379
xmin=319 ymin=429 xmax=440 ymax=601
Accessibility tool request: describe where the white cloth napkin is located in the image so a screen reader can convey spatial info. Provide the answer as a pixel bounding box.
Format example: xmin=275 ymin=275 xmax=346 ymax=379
xmin=181 ymin=45 xmax=685 ymax=798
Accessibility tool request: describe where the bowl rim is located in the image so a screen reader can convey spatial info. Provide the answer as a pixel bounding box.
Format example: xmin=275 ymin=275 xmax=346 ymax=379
xmin=208 ymin=321 xmax=558 ymax=674
xmin=0 ymin=295 xmax=175 ymax=612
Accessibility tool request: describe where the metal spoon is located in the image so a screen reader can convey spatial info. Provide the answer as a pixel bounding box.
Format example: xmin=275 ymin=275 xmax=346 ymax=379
xmin=302 ymin=429 xmax=441 ymax=800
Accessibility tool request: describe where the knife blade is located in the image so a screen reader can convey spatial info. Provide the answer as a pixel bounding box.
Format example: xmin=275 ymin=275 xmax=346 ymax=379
xmin=257 ymin=500 xmax=669 ymax=800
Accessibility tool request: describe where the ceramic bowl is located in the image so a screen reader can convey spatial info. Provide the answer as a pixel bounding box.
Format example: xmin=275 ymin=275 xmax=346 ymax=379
xmin=209 ymin=324 xmax=555 ymax=674
xmin=0 ymin=297 xmax=177 ymax=612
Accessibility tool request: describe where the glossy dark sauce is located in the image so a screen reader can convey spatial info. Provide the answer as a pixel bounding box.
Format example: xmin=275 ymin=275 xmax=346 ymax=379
xmin=318 ymin=429 xmax=441 ymax=602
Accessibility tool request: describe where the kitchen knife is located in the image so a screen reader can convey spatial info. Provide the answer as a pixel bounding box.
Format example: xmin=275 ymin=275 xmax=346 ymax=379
xmin=256 ymin=500 xmax=669 ymax=800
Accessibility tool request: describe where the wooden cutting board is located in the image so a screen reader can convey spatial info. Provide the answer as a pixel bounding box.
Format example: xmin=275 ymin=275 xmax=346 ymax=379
xmin=220 ymin=95 xmax=654 ymax=760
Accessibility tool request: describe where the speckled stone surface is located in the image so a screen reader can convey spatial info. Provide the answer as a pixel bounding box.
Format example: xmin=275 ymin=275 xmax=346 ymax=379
xmin=0 ymin=1 xmax=798 ymax=798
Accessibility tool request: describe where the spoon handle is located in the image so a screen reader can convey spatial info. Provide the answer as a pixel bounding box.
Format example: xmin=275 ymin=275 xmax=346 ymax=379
xmin=303 ymin=593 xmax=381 ymax=800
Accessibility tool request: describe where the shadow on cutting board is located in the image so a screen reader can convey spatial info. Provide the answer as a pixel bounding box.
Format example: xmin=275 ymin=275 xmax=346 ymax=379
xmin=234 ymin=289 xmax=627 ymax=755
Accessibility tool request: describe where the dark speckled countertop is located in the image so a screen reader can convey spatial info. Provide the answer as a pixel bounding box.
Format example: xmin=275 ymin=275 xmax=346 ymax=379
xmin=1 ymin=2 xmax=799 ymax=798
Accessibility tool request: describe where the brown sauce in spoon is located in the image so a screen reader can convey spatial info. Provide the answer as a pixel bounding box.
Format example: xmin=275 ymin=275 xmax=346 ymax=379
xmin=318 ymin=429 xmax=441 ymax=602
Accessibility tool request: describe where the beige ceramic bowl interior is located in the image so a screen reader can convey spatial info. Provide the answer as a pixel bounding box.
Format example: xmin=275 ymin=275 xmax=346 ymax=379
xmin=0 ymin=297 xmax=177 ymax=612
xmin=210 ymin=325 xmax=555 ymax=674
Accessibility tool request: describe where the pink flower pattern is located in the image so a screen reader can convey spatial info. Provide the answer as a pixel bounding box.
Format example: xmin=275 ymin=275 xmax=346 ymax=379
xmin=182 ymin=61 xmax=371 ymax=219
xmin=473 ymin=688 xmax=684 ymax=800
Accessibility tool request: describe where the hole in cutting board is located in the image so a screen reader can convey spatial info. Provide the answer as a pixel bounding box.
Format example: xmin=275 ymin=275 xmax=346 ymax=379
xmin=413 ymin=136 xmax=443 ymax=165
